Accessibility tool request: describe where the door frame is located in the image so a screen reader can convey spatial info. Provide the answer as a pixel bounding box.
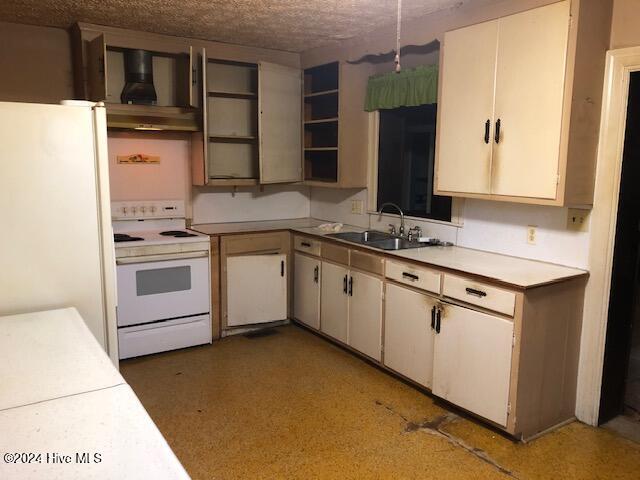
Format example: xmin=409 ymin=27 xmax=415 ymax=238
xmin=578 ymin=47 xmax=640 ymax=425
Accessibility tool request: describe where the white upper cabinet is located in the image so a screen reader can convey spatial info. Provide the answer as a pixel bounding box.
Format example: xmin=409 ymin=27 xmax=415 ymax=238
xmin=435 ymin=0 xmax=610 ymax=206
xmin=436 ymin=20 xmax=498 ymax=195
xmin=491 ymin=1 xmax=569 ymax=199
xmin=193 ymin=53 xmax=302 ymax=186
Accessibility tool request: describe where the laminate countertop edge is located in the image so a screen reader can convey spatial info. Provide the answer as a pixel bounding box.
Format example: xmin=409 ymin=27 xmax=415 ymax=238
xmin=190 ymin=219 xmax=588 ymax=290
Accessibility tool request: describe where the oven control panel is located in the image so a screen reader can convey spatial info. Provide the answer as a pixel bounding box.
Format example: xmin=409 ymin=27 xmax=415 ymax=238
xmin=111 ymin=200 xmax=186 ymax=220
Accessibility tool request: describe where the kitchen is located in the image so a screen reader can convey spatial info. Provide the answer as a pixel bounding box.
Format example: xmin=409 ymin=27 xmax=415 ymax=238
xmin=1 ymin=0 xmax=640 ymax=478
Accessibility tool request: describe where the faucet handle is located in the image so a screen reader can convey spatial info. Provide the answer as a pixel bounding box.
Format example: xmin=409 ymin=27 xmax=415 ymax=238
xmin=407 ymin=226 xmax=422 ymax=242
xmin=388 ymin=224 xmax=397 ymax=235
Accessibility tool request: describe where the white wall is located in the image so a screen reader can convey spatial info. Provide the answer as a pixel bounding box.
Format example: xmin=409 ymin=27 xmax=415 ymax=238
xmin=309 ymin=187 xmax=590 ymax=269
xmin=107 ymin=133 xmax=190 ymax=202
xmin=192 ymin=185 xmax=310 ymax=224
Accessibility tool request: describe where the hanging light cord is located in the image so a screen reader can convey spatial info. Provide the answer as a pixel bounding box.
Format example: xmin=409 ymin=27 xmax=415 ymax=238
xmin=395 ymin=0 xmax=402 ymax=72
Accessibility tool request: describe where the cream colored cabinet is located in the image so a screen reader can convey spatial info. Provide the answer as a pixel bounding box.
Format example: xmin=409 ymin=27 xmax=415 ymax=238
xmin=436 ymin=0 xmax=610 ymax=206
xmin=348 ymin=271 xmax=383 ymax=361
xmin=384 ymin=282 xmax=437 ymax=388
xmin=226 ymin=254 xmax=288 ymax=327
xmin=293 ymin=253 xmax=321 ymax=329
xmin=193 ymin=49 xmax=302 ymax=186
xmin=432 ymin=303 xmax=514 ymax=427
xmin=436 ymin=20 xmax=498 ymax=195
xmin=320 ymin=261 xmax=349 ymax=343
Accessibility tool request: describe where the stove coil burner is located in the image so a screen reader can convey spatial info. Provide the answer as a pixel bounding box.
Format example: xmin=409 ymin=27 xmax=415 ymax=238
xmin=159 ymin=230 xmax=197 ymax=238
xmin=114 ymin=233 xmax=144 ymax=243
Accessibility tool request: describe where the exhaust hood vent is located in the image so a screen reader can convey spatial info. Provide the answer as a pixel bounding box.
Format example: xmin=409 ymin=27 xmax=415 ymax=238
xmin=121 ymin=49 xmax=157 ymax=105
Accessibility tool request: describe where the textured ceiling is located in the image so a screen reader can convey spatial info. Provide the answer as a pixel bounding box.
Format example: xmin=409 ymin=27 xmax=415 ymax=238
xmin=0 ymin=0 xmax=464 ymax=52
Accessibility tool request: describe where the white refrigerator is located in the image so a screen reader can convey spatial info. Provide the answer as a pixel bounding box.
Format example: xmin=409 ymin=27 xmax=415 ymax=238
xmin=0 ymin=101 xmax=118 ymax=364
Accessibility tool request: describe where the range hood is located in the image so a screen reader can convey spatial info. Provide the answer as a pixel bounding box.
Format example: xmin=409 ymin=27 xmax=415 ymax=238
xmin=121 ymin=49 xmax=157 ymax=105
xmin=107 ymin=48 xmax=198 ymax=132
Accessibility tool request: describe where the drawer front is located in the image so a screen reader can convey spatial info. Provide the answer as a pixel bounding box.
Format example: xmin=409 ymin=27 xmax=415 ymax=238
xmin=223 ymin=232 xmax=288 ymax=256
xmin=385 ymin=260 xmax=441 ymax=294
xmin=350 ymin=250 xmax=384 ymax=276
xmin=322 ymin=242 xmax=349 ymax=266
xmin=442 ymin=274 xmax=516 ymax=317
xmin=293 ymin=235 xmax=321 ymax=256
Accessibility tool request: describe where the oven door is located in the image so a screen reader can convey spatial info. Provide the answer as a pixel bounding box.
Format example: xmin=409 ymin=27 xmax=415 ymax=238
xmin=116 ymin=251 xmax=210 ymax=327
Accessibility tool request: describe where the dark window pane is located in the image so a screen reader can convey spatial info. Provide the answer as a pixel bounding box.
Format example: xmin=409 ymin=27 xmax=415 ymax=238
xmin=377 ymin=104 xmax=451 ymax=221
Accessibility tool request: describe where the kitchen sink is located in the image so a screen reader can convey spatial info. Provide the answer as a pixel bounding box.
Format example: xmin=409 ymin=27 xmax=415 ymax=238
xmin=326 ymin=230 xmax=431 ymax=251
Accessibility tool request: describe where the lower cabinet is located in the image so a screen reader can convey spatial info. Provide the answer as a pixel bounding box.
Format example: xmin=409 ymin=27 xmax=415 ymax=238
xmin=293 ymin=253 xmax=321 ymax=329
xmin=432 ymin=303 xmax=514 ymax=426
xmin=348 ymin=271 xmax=383 ymax=361
xmin=226 ymin=253 xmax=288 ymax=327
xmin=320 ymin=261 xmax=349 ymax=343
xmin=384 ymin=282 xmax=437 ymax=388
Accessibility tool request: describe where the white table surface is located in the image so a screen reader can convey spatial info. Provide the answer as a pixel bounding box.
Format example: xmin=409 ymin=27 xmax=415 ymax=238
xmin=0 ymin=308 xmax=124 ymax=411
xmin=0 ymin=384 xmax=189 ymax=480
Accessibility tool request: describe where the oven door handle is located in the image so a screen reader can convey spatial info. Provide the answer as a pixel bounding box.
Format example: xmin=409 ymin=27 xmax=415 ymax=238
xmin=116 ymin=250 xmax=209 ymax=265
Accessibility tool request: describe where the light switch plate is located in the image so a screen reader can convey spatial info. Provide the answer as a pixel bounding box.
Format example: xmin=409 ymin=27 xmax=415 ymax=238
xmin=567 ymin=208 xmax=590 ymax=232
xmin=351 ymin=200 xmax=364 ymax=215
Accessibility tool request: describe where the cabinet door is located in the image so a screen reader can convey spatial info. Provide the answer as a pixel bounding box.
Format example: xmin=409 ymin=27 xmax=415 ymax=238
xmin=384 ymin=283 xmax=436 ymax=388
xmin=491 ymin=1 xmax=570 ymax=199
xmin=226 ymin=254 xmax=287 ymax=326
xmin=320 ymin=261 xmax=349 ymax=343
xmin=87 ymin=35 xmax=107 ymax=101
xmin=432 ymin=303 xmax=513 ymax=426
xmin=258 ymin=62 xmax=302 ymax=184
xmin=294 ymin=253 xmax=321 ymax=329
xmin=435 ymin=20 xmax=498 ymax=195
xmin=192 ymin=48 xmax=208 ymax=186
xmin=348 ymin=271 xmax=383 ymax=361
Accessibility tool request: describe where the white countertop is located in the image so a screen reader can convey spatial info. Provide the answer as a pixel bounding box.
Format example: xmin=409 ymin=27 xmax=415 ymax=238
xmin=0 ymin=384 xmax=189 ymax=480
xmin=0 ymin=308 xmax=124 ymax=411
xmin=192 ymin=218 xmax=587 ymax=289
xmin=0 ymin=308 xmax=189 ymax=479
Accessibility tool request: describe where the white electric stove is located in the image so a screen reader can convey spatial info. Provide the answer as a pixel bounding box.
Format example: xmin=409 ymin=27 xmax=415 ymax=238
xmin=112 ymin=200 xmax=211 ymax=360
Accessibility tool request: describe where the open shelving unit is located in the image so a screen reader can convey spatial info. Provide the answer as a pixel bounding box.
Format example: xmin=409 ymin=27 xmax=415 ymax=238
xmin=303 ymin=62 xmax=339 ymax=183
xmin=206 ymin=60 xmax=259 ymax=182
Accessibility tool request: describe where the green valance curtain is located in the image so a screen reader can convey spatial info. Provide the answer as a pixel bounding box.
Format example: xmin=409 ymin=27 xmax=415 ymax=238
xmin=364 ymin=65 xmax=438 ymax=112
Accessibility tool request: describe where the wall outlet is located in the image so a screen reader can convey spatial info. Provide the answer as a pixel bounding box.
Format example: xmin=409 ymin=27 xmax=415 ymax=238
xmin=527 ymin=225 xmax=537 ymax=245
xmin=351 ymin=200 xmax=364 ymax=215
xmin=567 ymin=208 xmax=590 ymax=232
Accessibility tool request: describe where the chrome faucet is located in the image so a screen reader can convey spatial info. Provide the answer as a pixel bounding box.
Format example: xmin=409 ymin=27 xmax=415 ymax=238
xmin=378 ymin=202 xmax=405 ymax=237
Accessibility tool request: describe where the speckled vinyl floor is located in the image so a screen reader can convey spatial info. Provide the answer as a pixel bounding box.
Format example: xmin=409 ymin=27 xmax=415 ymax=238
xmin=120 ymin=325 xmax=640 ymax=479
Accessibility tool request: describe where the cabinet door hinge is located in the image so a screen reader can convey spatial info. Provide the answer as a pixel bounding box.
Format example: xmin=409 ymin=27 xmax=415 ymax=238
xmin=507 ymin=402 xmax=512 ymax=415
xmin=512 ymin=332 xmax=516 ymax=348
xmin=557 ymin=173 xmax=561 ymax=185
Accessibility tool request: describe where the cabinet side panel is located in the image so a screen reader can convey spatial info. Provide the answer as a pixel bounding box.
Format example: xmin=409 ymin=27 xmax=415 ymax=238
xmin=564 ymin=0 xmax=613 ymax=205
xmin=515 ymin=277 xmax=586 ymax=439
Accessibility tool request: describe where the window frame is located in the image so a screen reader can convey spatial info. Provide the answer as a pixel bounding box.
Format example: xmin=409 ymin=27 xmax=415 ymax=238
xmin=367 ymin=111 xmax=464 ymax=226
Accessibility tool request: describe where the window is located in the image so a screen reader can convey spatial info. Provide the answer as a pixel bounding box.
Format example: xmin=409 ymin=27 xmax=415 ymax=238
xmin=376 ymin=104 xmax=451 ymax=222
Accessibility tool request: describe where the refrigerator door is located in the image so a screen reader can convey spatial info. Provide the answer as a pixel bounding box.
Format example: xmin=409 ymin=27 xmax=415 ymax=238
xmin=0 ymin=101 xmax=117 ymax=362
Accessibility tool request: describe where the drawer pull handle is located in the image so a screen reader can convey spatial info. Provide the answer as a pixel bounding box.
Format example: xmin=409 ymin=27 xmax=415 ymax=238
xmin=300 ymin=242 xmax=312 ymax=247
xmin=402 ymin=272 xmax=419 ymax=281
xmin=465 ymin=287 xmax=487 ymax=298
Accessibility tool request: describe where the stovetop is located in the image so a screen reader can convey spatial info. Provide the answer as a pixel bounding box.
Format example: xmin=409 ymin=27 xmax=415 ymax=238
xmin=113 ymin=229 xmax=208 ymax=247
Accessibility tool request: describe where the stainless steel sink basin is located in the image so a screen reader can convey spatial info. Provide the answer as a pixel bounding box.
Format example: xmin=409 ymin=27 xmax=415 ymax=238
xmin=327 ymin=230 xmax=395 ymax=244
xmin=367 ymin=237 xmax=424 ymax=251
xmin=326 ymin=230 xmax=428 ymax=251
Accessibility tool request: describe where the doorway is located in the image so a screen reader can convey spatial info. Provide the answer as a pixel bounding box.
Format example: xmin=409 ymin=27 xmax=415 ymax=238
xmin=600 ymin=71 xmax=640 ymax=437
